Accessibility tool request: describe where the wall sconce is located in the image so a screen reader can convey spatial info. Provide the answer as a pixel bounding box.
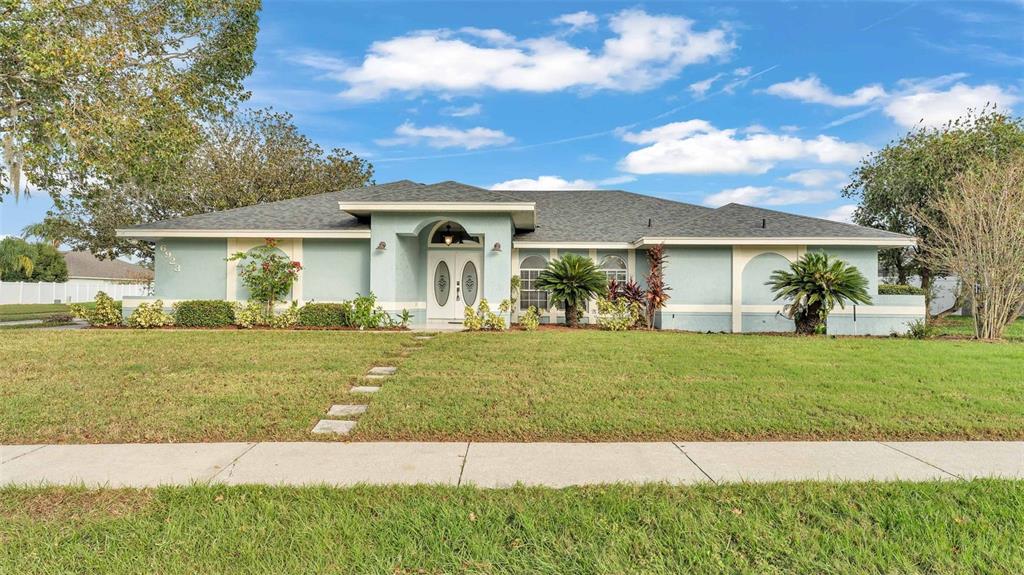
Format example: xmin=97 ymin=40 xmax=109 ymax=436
xmin=376 ymin=241 xmax=387 ymax=250
xmin=492 ymin=242 xmax=502 ymax=253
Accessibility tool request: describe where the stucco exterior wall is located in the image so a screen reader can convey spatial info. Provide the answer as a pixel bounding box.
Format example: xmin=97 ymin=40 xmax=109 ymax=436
xmin=302 ymin=239 xmax=371 ymax=302
xmin=154 ymin=239 xmax=227 ymax=300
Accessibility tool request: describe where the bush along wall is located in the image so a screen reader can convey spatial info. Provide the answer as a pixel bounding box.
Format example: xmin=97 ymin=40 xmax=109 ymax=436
xmin=173 ymin=300 xmax=236 ymax=327
xmin=297 ymin=303 xmax=349 ymax=327
xmin=878 ymin=284 xmax=928 ymax=296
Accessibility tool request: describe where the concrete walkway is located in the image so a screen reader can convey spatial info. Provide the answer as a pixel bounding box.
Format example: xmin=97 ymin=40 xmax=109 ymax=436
xmin=2 ymin=441 xmax=1021 ymax=488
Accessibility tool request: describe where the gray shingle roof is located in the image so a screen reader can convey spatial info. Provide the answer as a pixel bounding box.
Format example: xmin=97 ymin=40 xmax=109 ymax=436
xmin=123 ymin=180 xmax=910 ymax=242
xmin=63 ymin=251 xmax=153 ymax=280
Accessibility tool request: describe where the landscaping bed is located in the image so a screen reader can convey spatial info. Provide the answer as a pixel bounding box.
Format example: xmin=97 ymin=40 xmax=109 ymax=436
xmin=2 ymin=481 xmax=1021 ymax=573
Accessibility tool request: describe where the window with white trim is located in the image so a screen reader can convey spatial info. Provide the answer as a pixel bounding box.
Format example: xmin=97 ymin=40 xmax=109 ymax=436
xmin=600 ymin=255 xmax=628 ymax=283
xmin=519 ymin=255 xmax=549 ymax=311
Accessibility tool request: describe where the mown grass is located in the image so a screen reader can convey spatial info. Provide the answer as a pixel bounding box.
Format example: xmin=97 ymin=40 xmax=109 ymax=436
xmin=1 ymin=481 xmax=1021 ymax=574
xmin=0 ymin=302 xmax=87 ymax=322
xmin=0 ymin=330 xmax=415 ymax=443
xmin=355 ymin=330 xmax=1024 ymax=441
xmin=934 ymin=315 xmax=1024 ymax=341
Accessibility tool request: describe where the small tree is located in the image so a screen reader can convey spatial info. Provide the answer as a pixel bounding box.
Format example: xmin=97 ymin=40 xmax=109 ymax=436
xmin=767 ymin=252 xmax=872 ymax=335
xmin=644 ymin=244 xmax=671 ymax=328
xmin=227 ymin=240 xmax=302 ymax=316
xmin=918 ymin=155 xmax=1024 ymax=339
xmin=535 ymin=254 xmax=607 ymax=328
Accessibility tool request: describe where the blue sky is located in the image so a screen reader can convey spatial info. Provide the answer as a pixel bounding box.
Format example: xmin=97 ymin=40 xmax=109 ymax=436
xmin=3 ymin=0 xmax=1022 ymax=236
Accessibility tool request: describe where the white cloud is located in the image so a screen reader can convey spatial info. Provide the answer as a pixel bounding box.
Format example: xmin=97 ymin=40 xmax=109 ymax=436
xmin=442 ymin=103 xmax=482 ymax=117
xmin=376 ymin=122 xmax=513 ymax=150
xmin=764 ymin=75 xmax=887 ymax=107
xmin=883 ymin=83 xmax=1019 ymax=128
xmin=491 ymin=175 xmax=597 ymax=190
xmin=688 ymin=73 xmax=723 ymax=97
xmin=782 ymin=169 xmax=847 ymax=188
xmin=703 ymin=186 xmax=837 ymax=208
xmin=490 ymin=174 xmax=637 ymax=190
xmin=619 ymin=120 xmax=870 ymax=175
xmin=733 ymin=66 xmax=752 ymax=77
xmin=552 ymin=11 xmax=598 ymax=32
xmin=822 ymin=204 xmax=857 ymax=223
xmin=296 ymin=9 xmax=734 ymax=100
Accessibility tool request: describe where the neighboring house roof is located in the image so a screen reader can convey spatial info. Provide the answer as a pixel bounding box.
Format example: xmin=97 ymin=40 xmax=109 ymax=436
xmin=63 ymin=251 xmax=154 ymax=281
xmin=118 ymin=180 xmax=913 ymax=244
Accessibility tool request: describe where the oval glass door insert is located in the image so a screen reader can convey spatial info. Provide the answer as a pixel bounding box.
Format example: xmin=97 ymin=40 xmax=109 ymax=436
xmin=462 ymin=261 xmax=478 ymax=306
xmin=434 ymin=261 xmax=450 ymax=306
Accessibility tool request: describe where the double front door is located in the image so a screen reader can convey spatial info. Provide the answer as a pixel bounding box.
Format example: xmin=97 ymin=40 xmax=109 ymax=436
xmin=427 ymin=251 xmax=482 ymax=320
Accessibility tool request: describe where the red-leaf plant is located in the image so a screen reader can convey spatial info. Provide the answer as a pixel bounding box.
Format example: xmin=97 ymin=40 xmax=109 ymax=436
xmin=644 ymin=244 xmax=671 ymax=329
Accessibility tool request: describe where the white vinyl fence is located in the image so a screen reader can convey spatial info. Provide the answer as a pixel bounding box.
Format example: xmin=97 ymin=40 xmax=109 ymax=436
xmin=0 ymin=280 xmax=151 ymax=305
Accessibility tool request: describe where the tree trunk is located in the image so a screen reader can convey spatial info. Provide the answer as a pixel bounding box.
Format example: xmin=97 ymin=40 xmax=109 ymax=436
xmin=565 ymin=304 xmax=579 ymax=328
xmin=794 ymin=303 xmax=823 ymax=335
xmin=919 ymin=267 xmax=934 ymax=321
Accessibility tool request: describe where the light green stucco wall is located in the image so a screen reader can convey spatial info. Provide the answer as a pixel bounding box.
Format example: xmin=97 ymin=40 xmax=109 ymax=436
xmin=369 ymin=212 xmax=514 ymax=310
xmin=808 ymin=246 xmax=880 ymax=296
xmin=742 ymin=252 xmax=790 ymax=305
xmin=154 ymin=238 xmax=226 ymax=300
xmin=302 ymin=239 xmax=370 ymax=302
xmin=664 ymin=247 xmax=732 ymax=305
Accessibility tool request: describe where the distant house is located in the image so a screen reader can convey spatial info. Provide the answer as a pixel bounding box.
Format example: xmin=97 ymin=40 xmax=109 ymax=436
xmin=117 ymin=179 xmax=926 ymax=334
xmin=62 ymin=251 xmax=153 ymax=285
xmin=1 ymin=252 xmax=152 ymax=305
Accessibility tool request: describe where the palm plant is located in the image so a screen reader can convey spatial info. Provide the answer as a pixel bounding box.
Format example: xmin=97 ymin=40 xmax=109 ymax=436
xmin=766 ymin=252 xmax=872 ymax=335
xmin=0 ymin=237 xmax=35 ymax=280
xmin=535 ymin=253 xmax=607 ymax=327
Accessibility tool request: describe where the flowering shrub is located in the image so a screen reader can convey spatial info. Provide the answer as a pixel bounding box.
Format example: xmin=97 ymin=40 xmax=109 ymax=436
xmin=519 ymin=305 xmax=541 ymax=331
xmin=70 ymin=291 xmax=122 ymax=327
xmin=126 ymin=300 xmax=174 ymax=328
xmin=227 ymin=239 xmax=302 ymax=315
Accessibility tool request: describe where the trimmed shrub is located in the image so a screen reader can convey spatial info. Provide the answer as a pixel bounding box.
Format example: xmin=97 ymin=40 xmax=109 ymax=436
xmin=70 ymin=291 xmax=122 ymax=327
xmin=270 ymin=301 xmax=300 ymax=328
xmin=298 ymin=303 xmax=350 ymax=327
xmin=173 ymin=300 xmax=235 ymax=327
xmin=879 ymin=284 xmax=928 ymax=296
xmin=597 ymin=297 xmax=642 ymax=331
xmin=126 ymin=300 xmax=174 ymax=328
xmin=234 ymin=301 xmax=267 ymax=329
xmin=519 ymin=306 xmax=541 ymax=331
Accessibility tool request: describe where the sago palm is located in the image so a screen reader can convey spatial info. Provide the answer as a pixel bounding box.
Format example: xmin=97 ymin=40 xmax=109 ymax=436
xmin=766 ymin=252 xmax=872 ymax=335
xmin=535 ymin=253 xmax=607 ymax=327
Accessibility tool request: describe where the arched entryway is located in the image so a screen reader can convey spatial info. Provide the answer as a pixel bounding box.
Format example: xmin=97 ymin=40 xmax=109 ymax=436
xmin=425 ymin=220 xmax=484 ymax=321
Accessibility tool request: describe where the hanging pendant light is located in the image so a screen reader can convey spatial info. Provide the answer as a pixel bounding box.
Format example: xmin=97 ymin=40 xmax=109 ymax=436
xmin=442 ymin=224 xmax=455 ymax=246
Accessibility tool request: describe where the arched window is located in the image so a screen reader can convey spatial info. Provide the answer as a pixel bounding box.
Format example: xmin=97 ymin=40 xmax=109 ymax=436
xmin=429 ymin=221 xmax=480 ymax=246
xmin=600 ymin=255 xmax=628 ymax=283
xmin=519 ymin=255 xmax=548 ymax=311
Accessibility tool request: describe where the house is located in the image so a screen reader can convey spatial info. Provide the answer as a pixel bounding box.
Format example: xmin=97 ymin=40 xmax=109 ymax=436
xmin=117 ymin=180 xmax=925 ymax=334
xmin=63 ymin=251 xmax=154 ymax=285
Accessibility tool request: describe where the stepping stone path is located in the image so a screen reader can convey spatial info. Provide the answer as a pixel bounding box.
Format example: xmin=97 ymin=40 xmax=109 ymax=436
xmin=310 ymin=333 xmax=437 ymax=437
xmin=328 ymin=404 xmax=368 ymax=417
xmin=311 ymin=419 xmax=356 ymax=435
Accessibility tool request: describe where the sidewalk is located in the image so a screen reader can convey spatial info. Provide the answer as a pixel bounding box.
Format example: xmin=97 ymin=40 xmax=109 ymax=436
xmin=2 ymin=441 xmax=1022 ymax=488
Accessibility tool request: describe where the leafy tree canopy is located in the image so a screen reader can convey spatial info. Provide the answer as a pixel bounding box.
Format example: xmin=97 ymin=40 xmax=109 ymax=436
xmin=842 ymin=108 xmax=1024 ymax=294
xmin=45 ymin=108 xmax=374 ymax=261
xmin=1 ymin=0 xmax=262 ymax=201
xmin=0 ymin=236 xmax=68 ymax=282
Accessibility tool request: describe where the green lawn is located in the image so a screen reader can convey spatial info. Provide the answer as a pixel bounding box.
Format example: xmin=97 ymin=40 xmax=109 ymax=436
xmin=934 ymin=315 xmax=1024 ymax=340
xmin=0 ymin=330 xmax=415 ymax=443
xmin=354 ymin=330 xmax=1024 ymax=441
xmin=4 ymin=329 xmax=1024 ymax=443
xmin=0 ymin=302 xmax=83 ymax=322
xmin=2 ymin=481 xmax=1021 ymax=574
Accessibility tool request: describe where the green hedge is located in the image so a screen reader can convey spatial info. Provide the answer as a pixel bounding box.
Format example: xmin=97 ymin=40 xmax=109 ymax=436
xmin=298 ymin=303 xmax=350 ymax=327
xmin=878 ymin=284 xmax=927 ymax=296
xmin=173 ymin=300 xmax=235 ymax=327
